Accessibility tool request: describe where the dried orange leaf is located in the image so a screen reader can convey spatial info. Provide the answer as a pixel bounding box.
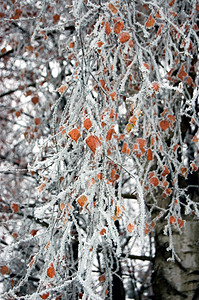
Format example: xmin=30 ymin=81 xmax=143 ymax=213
xmin=167 ymin=114 xmax=175 ymax=122
xmin=47 ymin=262 xmax=55 ymax=278
xmin=100 ymin=228 xmax=106 ymax=235
xmin=86 ymin=135 xmax=101 ymax=153
xmin=12 ymin=232 xmax=18 ymax=238
xmin=108 ymin=3 xmax=117 ymax=14
xmin=165 ymin=188 xmax=172 ymax=196
xmin=121 ymin=142 xmax=127 ymax=153
xmin=151 ymin=221 xmax=155 ymax=228
xmin=34 ymin=118 xmax=41 ymax=125
xmin=119 ymin=32 xmax=130 ymax=43
xmin=38 ymin=182 xmax=46 ymax=192
xmin=173 ymin=144 xmax=179 ymax=152
xmin=177 ymin=218 xmax=184 ymax=228
xmin=32 ymin=96 xmax=39 ymax=105
xmin=169 ymin=216 xmax=176 ymax=224
xmin=0 ymin=266 xmax=9 ymax=275
xmin=114 ymin=21 xmax=124 ymax=34
xmin=178 ymin=65 xmax=187 ymax=81
xmin=15 ymin=111 xmax=21 ymax=117
xmin=145 ymin=227 xmax=150 ymax=235
xmin=146 ymin=15 xmax=155 ymax=28
xmin=97 ymin=173 xmax=103 ymax=180
xmin=169 ymin=0 xmax=175 ymax=6
xmin=109 ymin=91 xmax=117 ymax=101
xmin=128 ymin=39 xmax=135 ymax=47
xmin=99 ymin=274 xmax=106 ymax=282
xmin=60 ymin=203 xmax=65 ymax=211
xmin=116 ymin=134 xmax=125 ymax=141
xmin=191 ymin=163 xmax=198 ymax=172
xmin=157 ymin=24 xmax=163 ymax=35
xmin=155 ymin=11 xmax=161 ymax=18
xmin=105 ymin=21 xmax=111 ymax=35
xmin=136 ymin=138 xmax=146 ymax=148
xmin=186 ymin=76 xmax=193 ymax=86
xmin=152 ymin=82 xmax=159 ymax=91
xmin=29 ymin=257 xmax=35 ymax=267
xmin=68 ymin=128 xmax=81 ymax=142
xmin=180 ymin=167 xmax=188 ymax=177
xmin=163 ymin=180 xmax=169 ymax=188
xmin=160 ymin=120 xmax=169 ymax=131
xmin=127 ymin=223 xmax=135 ymax=233
xmin=147 ymin=149 xmax=153 ymax=161
xmin=99 ymin=79 xmax=106 ymax=89
xmin=97 ymin=41 xmax=104 ymax=47
xmin=40 ymin=292 xmax=50 ymax=299
xmin=162 ymin=166 xmax=169 ymax=176
xmin=40 ymin=31 xmax=47 ymax=40
xmin=110 ymin=109 xmax=114 ymax=118
xmin=106 ymin=128 xmax=115 ymax=141
xmin=11 ymin=9 xmax=22 ymax=20
xmin=1 ymin=47 xmax=6 ymax=54
xmin=57 ymin=85 xmax=67 ymax=94
xmin=144 ymin=63 xmax=149 ymax=70
xmin=69 ymin=42 xmax=75 ymax=48
xmin=77 ymin=195 xmax=87 ymax=207
xmin=129 ymin=116 xmax=137 ymax=125
xmin=11 ymin=203 xmax=19 ymax=213
xmin=60 ymin=126 xmax=66 ymax=135
xmin=53 ymin=14 xmax=60 ymax=22
xmin=30 ymin=229 xmax=38 ymax=236
xmin=46 ymin=242 xmax=50 ymax=250
xmin=110 ymin=169 xmax=119 ymax=182
xmin=101 ymin=121 xmax=106 ymax=128
xmin=60 ymin=176 xmax=64 ymax=183
xmin=149 ymin=176 xmax=159 ymax=187
xmin=84 ymin=118 xmax=92 ymax=130
xmin=132 ymin=144 xmax=138 ymax=152
xmin=192 ymin=135 xmax=199 ymax=143
xmin=150 ymin=137 xmax=155 ymax=146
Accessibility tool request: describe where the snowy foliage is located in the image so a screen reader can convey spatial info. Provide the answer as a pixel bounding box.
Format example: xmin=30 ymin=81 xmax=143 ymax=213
xmin=0 ymin=0 xmax=198 ymax=299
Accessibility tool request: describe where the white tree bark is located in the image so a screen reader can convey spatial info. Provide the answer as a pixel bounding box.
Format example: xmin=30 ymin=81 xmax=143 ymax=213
xmin=153 ymin=215 xmax=199 ymax=299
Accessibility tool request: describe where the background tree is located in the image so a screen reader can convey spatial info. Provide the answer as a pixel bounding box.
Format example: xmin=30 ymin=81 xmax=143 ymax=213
xmin=0 ymin=1 xmax=198 ymax=299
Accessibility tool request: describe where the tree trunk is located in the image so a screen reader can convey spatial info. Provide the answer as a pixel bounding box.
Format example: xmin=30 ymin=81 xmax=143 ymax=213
xmin=152 ymin=217 xmax=199 ymax=300
xmin=152 ymin=173 xmax=199 ymax=300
